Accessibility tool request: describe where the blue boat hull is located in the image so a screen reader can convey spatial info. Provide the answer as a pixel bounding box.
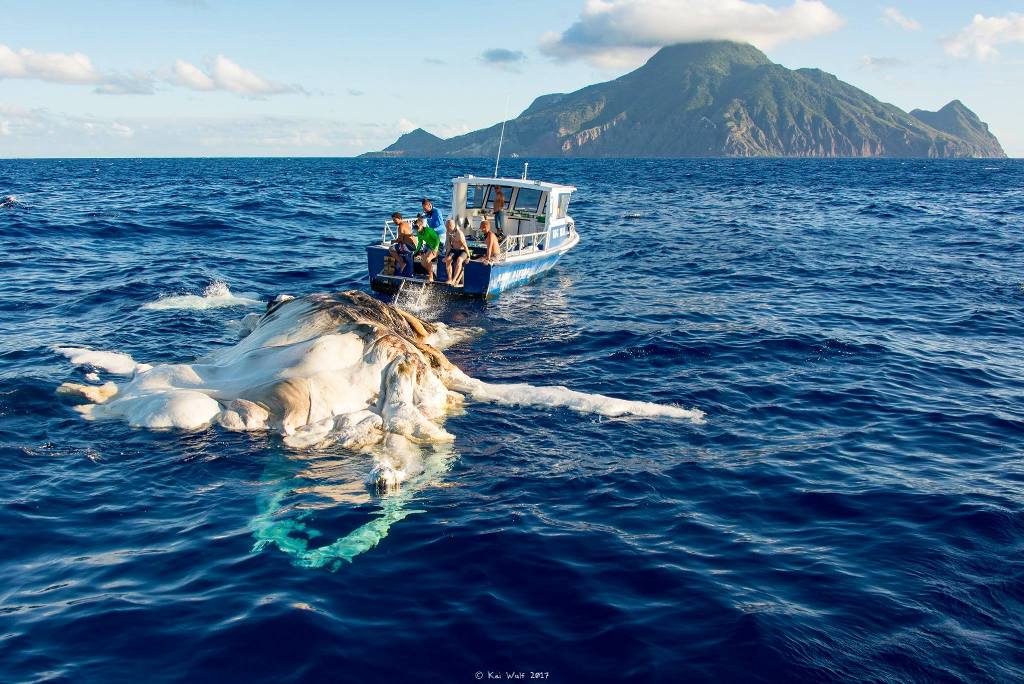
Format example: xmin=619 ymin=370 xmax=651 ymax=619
xmin=479 ymin=250 xmax=565 ymax=295
xmin=367 ymin=238 xmax=574 ymax=298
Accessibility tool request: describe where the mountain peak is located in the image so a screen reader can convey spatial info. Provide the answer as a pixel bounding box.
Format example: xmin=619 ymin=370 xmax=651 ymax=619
xmin=644 ymin=41 xmax=772 ymax=72
xmin=386 ymin=128 xmax=440 ymax=149
xmin=372 ymin=128 xmax=445 ymax=157
xmin=936 ymin=100 xmax=981 ymax=122
xmin=909 ymin=100 xmax=1002 ymax=155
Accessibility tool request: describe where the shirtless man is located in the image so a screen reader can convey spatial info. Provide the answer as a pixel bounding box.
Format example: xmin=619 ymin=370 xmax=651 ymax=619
xmin=443 ymin=218 xmax=469 ymax=285
xmin=492 ymin=187 xmax=506 ymax=236
xmin=388 ymin=212 xmax=417 ymax=277
xmin=479 ymin=219 xmax=501 ymax=264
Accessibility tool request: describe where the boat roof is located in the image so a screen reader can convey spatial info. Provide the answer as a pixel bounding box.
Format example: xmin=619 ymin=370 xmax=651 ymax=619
xmin=451 ymin=175 xmax=576 ymax=193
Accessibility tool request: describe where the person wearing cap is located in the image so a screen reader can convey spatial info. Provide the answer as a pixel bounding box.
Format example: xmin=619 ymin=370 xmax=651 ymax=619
xmin=421 ymin=198 xmax=445 ymax=252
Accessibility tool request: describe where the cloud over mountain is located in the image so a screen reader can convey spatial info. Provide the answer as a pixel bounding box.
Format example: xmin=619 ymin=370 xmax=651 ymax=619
xmin=539 ymin=0 xmax=843 ymax=67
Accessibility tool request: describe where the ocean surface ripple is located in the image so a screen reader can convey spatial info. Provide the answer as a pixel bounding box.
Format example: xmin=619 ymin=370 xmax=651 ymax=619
xmin=1 ymin=158 xmax=1023 ymax=683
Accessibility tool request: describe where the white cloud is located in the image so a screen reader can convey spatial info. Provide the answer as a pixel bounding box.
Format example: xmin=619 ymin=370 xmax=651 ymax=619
xmin=112 ymin=55 xmax=305 ymax=97
xmin=0 ymin=43 xmax=156 ymax=95
xmin=110 ymin=122 xmax=135 ymax=138
xmin=943 ymin=13 xmax=1024 ymax=61
xmin=170 ymin=58 xmax=216 ymax=90
xmin=0 ymin=43 xmax=300 ymax=98
xmin=540 ymin=0 xmax=844 ymax=67
xmin=253 ymin=130 xmax=332 ymax=148
xmin=0 ymin=106 xmax=392 ymax=156
xmin=860 ymin=56 xmax=906 ymax=71
xmin=0 ymin=44 xmax=99 ymax=83
xmin=0 ymin=105 xmax=137 ymax=143
xmin=398 ymin=117 xmax=417 ymax=134
xmin=882 ymin=7 xmax=920 ymax=32
xmin=167 ymin=55 xmax=301 ymax=95
xmin=433 ymin=122 xmax=472 ymax=139
xmin=95 ymin=72 xmax=155 ymax=95
xmin=210 ymin=55 xmax=290 ymax=95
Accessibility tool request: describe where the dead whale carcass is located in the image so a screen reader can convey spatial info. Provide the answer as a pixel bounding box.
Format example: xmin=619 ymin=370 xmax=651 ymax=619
xmin=56 ymin=290 xmax=705 ymax=566
xmin=58 ymin=290 xmax=704 ymax=489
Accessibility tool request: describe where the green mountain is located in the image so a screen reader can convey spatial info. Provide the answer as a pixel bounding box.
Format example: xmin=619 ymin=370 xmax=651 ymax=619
xmin=364 ymin=41 xmax=1005 ymax=159
xmin=374 ymin=127 xmax=445 ymax=157
xmin=908 ymin=100 xmax=1003 ymax=154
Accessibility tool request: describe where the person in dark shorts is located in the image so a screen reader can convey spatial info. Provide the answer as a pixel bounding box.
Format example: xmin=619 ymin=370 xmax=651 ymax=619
xmin=413 ymin=215 xmax=441 ymax=282
xmin=443 ymin=218 xmax=469 ymax=285
xmin=388 ymin=212 xmax=416 ymax=277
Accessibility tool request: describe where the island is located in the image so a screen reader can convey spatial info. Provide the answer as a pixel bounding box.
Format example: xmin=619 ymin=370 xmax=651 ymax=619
xmin=364 ymin=41 xmax=1005 ymax=159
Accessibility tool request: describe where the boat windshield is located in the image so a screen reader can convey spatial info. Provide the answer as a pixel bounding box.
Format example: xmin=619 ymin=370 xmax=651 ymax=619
xmin=485 ymin=186 xmax=514 ymax=209
xmin=513 ymin=187 xmax=544 ymax=213
xmin=466 ymin=184 xmax=485 ymax=209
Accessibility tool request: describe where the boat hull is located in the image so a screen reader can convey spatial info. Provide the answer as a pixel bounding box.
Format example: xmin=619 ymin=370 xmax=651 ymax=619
xmin=481 ymin=249 xmax=565 ymax=296
xmin=366 ymin=232 xmax=577 ymax=298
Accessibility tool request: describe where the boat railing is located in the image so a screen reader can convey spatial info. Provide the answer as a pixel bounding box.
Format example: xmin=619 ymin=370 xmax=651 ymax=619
xmin=381 ymin=220 xmax=398 ymax=244
xmin=500 ymin=229 xmax=549 ymax=260
xmin=380 ymin=220 xmax=553 ymax=261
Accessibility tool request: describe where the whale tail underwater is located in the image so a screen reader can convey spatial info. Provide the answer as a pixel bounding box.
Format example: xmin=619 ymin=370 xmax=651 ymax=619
xmin=57 ymin=290 xmax=704 ymax=568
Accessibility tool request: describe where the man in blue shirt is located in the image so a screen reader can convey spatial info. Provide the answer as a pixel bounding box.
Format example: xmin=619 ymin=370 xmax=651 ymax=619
xmin=421 ymin=198 xmax=445 ymax=253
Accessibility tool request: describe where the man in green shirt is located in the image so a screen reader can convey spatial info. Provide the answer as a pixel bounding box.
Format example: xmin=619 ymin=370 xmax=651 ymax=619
xmin=413 ymin=215 xmax=441 ymax=282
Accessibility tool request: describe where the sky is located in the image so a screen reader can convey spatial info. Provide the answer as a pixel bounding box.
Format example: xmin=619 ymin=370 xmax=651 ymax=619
xmin=1 ymin=0 xmax=1022 ymax=157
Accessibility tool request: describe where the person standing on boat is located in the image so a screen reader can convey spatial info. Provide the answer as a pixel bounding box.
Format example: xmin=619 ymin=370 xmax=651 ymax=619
xmin=413 ymin=216 xmax=441 ymax=282
xmin=492 ymin=187 xmax=506 ymax=236
xmin=421 ymin=198 xmax=445 ymax=252
xmin=443 ymin=218 xmax=469 ymax=285
xmin=388 ymin=212 xmax=416 ymax=277
xmin=479 ymin=219 xmax=501 ymax=264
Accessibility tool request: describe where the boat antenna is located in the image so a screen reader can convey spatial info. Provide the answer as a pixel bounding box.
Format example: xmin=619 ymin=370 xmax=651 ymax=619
xmin=493 ymin=96 xmax=509 ymax=178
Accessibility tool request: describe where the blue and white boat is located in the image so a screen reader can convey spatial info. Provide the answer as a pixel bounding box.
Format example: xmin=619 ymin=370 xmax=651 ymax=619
xmin=367 ymin=171 xmax=578 ymax=298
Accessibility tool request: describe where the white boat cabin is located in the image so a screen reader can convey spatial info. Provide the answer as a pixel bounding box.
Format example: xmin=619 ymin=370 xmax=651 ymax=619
xmin=450 ymin=175 xmax=576 ymax=256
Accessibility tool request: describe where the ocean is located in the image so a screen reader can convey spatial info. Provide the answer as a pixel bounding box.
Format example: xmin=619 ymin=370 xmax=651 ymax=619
xmin=1 ymin=158 xmax=1022 ymax=683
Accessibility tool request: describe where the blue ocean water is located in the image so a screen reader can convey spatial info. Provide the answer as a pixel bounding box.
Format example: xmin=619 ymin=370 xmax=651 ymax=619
xmin=1 ymin=158 xmax=1023 ymax=683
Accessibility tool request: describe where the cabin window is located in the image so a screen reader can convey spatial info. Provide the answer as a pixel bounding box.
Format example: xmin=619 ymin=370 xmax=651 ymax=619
xmin=466 ymin=185 xmax=485 ymax=209
xmin=484 ymin=186 xmax=513 ymax=210
xmin=513 ymin=187 xmax=545 ymax=214
xmin=556 ymin=194 xmax=570 ymax=219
